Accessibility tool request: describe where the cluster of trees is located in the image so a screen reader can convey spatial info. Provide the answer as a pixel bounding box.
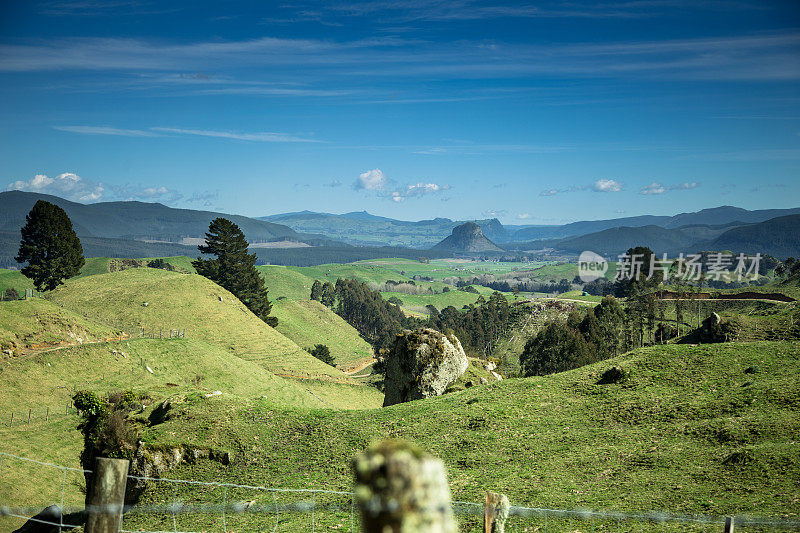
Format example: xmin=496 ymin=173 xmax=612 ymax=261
xmin=310 ymin=277 xmax=522 ymax=359
xmin=776 ymin=257 xmax=800 ymax=280
xmin=193 ymin=218 xmax=277 ymax=326
xmin=310 ymin=279 xmax=336 ymax=307
xmin=471 ymin=278 xmax=572 ymax=294
xmin=325 ymin=278 xmax=412 ymax=349
xmin=427 ymin=292 xmax=520 ymax=358
xmin=520 ymin=296 xmax=627 ymax=376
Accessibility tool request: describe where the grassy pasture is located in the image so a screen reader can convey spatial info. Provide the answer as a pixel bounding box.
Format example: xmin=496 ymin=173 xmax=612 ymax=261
xmin=112 ymin=341 xmax=800 ymax=532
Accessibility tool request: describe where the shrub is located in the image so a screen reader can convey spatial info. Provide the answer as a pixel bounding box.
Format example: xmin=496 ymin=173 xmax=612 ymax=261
xmin=307 ymin=344 xmax=336 ymax=366
xmin=2 ymin=288 xmax=20 ymax=301
xmin=387 ymin=296 xmax=404 ymax=306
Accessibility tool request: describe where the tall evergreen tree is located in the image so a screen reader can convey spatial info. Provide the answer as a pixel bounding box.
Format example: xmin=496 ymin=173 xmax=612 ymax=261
xmin=16 ymin=200 xmax=85 ymax=291
xmin=192 ymin=218 xmax=277 ymax=326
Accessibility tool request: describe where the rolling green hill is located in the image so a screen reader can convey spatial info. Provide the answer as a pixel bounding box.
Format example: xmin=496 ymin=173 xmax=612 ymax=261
xmin=272 ymin=299 xmax=375 ymax=369
xmin=257 ymin=265 xmax=317 ymax=300
xmin=44 ymin=268 xmax=356 ymax=382
xmin=112 ymin=341 xmax=800 ymax=532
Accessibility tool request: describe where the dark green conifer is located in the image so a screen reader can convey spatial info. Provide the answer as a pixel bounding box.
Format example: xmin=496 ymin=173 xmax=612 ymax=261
xmin=16 ymin=200 xmax=85 ymax=291
xmin=192 ymin=217 xmax=277 ymax=326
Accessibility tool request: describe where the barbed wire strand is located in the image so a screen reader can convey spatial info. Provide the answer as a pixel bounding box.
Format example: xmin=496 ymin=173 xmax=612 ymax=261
xmin=0 ymin=451 xmax=92 ymax=473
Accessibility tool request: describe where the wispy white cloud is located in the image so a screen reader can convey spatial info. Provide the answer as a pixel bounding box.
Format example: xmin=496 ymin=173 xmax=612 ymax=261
xmin=640 ymin=181 xmax=698 ymax=194
xmin=324 ymin=179 xmax=342 ymax=188
xmin=517 ymin=212 xmax=532 ymax=219
xmin=2 ymin=31 xmax=797 ymax=83
xmin=54 ymin=125 xmax=159 ymax=137
xmin=54 ymin=124 xmax=321 ymax=143
xmin=151 ymin=127 xmax=324 ymax=143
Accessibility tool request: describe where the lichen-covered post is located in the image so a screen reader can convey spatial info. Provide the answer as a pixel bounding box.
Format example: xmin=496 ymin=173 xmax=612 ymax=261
xmin=85 ymin=457 xmax=130 ymax=533
xmin=484 ymin=491 xmax=509 ymax=533
xmin=352 ymin=439 xmax=457 ymax=533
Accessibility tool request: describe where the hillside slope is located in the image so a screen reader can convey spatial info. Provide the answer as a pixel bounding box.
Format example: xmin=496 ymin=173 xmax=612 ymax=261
xmin=44 ymin=268 xmax=356 ymax=381
xmin=272 ymin=299 xmax=375 ymax=369
xmin=702 ymin=214 xmax=800 ymax=257
xmin=124 ymin=341 xmax=799 ymax=531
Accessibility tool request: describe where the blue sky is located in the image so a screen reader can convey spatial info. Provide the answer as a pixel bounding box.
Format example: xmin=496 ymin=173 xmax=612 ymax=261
xmin=1 ymin=0 xmax=799 ymax=224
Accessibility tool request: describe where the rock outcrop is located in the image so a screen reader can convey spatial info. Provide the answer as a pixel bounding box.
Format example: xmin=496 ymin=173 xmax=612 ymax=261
xmin=383 ymin=328 xmax=469 ymax=406
xmin=431 ymin=222 xmax=504 ymax=253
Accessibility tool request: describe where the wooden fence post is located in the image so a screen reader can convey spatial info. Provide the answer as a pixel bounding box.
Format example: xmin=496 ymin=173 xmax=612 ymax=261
xmin=352 ymin=439 xmax=457 ymax=533
xmin=484 ymin=491 xmax=509 ymax=533
xmin=85 ymin=457 xmax=130 ymax=533
xmin=723 ymin=516 xmax=734 ymax=533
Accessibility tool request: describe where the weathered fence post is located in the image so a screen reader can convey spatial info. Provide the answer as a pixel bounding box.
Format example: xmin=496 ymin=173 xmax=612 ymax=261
xmin=85 ymin=457 xmax=130 ymax=533
xmin=723 ymin=516 xmax=735 ymax=533
xmin=484 ymin=491 xmax=509 ymax=533
xmin=352 ymin=439 xmax=457 ymax=533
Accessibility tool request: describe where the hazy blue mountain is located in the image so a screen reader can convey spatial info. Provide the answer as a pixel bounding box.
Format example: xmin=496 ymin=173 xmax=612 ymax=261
xmin=507 ymin=218 xmax=800 ymax=258
xmin=699 ymin=215 xmax=800 ymax=257
xmin=506 ymin=206 xmax=800 ymax=242
xmin=663 ymin=206 xmax=800 ymax=228
xmin=260 ymin=210 xmax=502 ymax=248
xmin=0 ymin=190 xmax=333 ymax=244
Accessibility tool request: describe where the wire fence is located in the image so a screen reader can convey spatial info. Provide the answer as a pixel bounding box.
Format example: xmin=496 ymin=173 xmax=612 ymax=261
xmin=3 ymin=451 xmax=800 ymax=533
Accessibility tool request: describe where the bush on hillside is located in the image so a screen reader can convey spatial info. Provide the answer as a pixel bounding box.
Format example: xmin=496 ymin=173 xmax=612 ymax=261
xmin=73 ymin=390 xmax=147 ymax=475
xmin=146 ymin=258 xmax=175 ymax=271
xmin=306 ymin=344 xmax=336 ymax=366
xmin=2 ymin=287 xmax=20 ymax=301
xmin=520 ymin=320 xmax=597 ymax=376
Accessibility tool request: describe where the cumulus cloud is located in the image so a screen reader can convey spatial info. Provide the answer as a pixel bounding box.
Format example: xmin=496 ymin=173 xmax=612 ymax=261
xmin=640 ymin=181 xmax=698 ymax=195
xmin=517 ymin=213 xmax=531 ymax=219
xmin=592 ymin=178 xmax=623 ymax=192
xmin=355 ymin=169 xmax=449 ymax=201
xmin=355 ymin=168 xmax=388 ymax=191
xmin=6 ymin=172 xmax=105 ymax=202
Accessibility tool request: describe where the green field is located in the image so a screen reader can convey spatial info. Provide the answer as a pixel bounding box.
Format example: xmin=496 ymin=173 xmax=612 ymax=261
xmin=103 ymin=341 xmax=800 ymax=532
xmin=358 ymin=258 xmax=546 ymax=280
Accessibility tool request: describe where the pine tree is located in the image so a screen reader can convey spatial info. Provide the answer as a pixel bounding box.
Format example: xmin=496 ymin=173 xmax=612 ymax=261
xmin=192 ymin=218 xmax=277 ymax=326
xmin=16 ymin=200 xmax=85 ymax=291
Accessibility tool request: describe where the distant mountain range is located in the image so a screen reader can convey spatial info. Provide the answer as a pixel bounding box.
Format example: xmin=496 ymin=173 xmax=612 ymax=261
xmin=260 ymin=210 xmax=508 ymax=247
xmin=0 ymin=191 xmax=344 ymax=267
xmin=1 ymin=191 xmax=798 ymax=266
xmin=0 ymin=190 xmax=338 ymax=244
xmin=260 ymin=205 xmax=800 ymax=257
xmin=263 ymin=205 xmax=800 ymax=249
